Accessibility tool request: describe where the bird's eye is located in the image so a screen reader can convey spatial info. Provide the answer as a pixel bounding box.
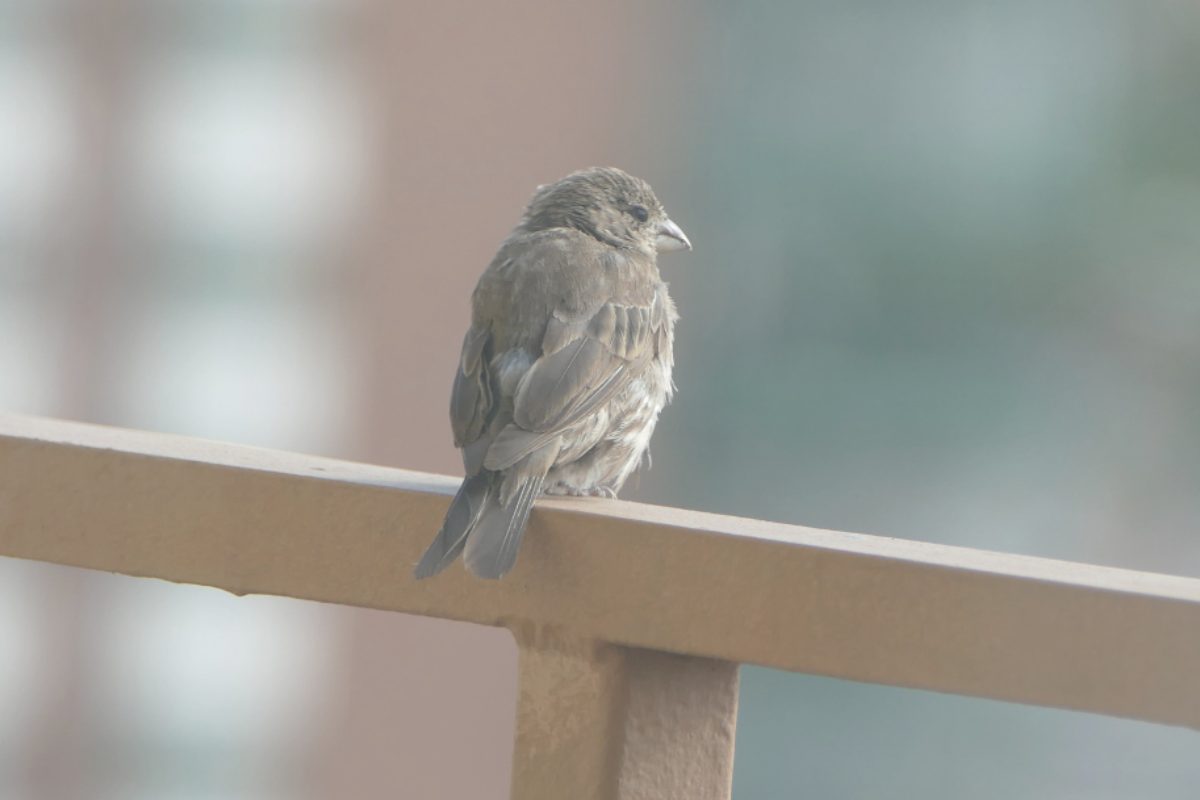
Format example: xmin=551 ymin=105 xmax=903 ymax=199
xmin=629 ymin=205 xmax=650 ymax=223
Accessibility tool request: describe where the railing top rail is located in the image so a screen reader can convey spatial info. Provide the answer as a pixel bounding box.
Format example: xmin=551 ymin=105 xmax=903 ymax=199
xmin=2 ymin=414 xmax=1198 ymax=729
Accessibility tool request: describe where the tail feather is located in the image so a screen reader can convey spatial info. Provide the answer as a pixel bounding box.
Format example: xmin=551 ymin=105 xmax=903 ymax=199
xmin=413 ymin=473 xmax=491 ymax=579
xmin=462 ymin=473 xmax=544 ymax=580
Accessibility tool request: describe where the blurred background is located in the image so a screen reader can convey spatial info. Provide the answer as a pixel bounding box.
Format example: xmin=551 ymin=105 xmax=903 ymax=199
xmin=1 ymin=0 xmax=1198 ymax=797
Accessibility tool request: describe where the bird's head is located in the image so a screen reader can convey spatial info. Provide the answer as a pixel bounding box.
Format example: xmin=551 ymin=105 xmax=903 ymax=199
xmin=521 ymin=166 xmax=691 ymax=256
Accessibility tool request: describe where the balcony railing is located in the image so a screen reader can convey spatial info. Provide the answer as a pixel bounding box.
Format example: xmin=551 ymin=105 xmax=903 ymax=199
xmin=2 ymin=413 xmax=1198 ymax=799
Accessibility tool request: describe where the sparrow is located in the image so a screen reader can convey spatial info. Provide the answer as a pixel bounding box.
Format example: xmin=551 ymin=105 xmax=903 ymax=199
xmin=413 ymin=166 xmax=691 ymax=580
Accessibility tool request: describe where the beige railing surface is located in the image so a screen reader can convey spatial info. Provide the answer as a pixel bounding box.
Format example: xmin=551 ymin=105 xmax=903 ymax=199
xmin=2 ymin=413 xmax=1198 ymax=799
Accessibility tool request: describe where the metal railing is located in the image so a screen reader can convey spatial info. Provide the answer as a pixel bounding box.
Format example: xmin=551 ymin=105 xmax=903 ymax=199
xmin=2 ymin=413 xmax=1198 ymax=799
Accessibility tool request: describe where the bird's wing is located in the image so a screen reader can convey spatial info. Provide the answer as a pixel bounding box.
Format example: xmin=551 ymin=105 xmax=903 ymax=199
xmin=449 ymin=324 xmax=493 ymax=450
xmin=483 ymin=300 xmax=663 ymax=471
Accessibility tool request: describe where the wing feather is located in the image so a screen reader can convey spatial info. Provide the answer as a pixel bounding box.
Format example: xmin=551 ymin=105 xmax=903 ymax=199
xmin=449 ymin=326 xmax=493 ymax=449
xmin=482 ymin=301 xmax=659 ymax=472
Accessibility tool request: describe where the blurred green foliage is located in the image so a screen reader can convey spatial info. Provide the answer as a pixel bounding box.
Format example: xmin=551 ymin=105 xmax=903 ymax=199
xmin=638 ymin=1 xmax=1200 ymax=796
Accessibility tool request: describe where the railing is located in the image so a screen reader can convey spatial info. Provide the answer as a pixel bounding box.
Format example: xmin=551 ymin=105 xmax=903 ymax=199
xmin=1 ymin=413 xmax=1198 ymax=799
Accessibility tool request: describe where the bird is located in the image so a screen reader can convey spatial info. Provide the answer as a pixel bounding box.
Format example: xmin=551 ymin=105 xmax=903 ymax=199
xmin=413 ymin=166 xmax=691 ymax=580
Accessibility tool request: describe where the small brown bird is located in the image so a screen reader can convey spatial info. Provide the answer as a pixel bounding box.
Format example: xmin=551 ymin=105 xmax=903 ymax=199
xmin=414 ymin=167 xmax=691 ymax=579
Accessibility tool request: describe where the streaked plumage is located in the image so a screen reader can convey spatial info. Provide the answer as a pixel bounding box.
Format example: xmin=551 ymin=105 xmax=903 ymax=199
xmin=414 ymin=167 xmax=690 ymax=580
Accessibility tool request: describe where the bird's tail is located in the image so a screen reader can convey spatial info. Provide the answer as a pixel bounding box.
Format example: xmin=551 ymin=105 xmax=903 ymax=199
xmin=462 ymin=472 xmax=544 ymax=579
xmin=413 ymin=472 xmax=492 ymax=579
xmin=414 ymin=443 xmax=557 ymax=580
xmin=412 ymin=469 xmax=544 ymax=580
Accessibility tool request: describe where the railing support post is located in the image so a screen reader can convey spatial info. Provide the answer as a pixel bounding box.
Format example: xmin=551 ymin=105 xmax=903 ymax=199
xmin=509 ymin=627 xmax=739 ymax=800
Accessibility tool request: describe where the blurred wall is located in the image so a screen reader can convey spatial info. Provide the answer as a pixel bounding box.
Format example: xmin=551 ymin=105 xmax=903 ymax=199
xmin=0 ymin=0 xmax=685 ymax=798
xmin=2 ymin=0 xmax=1199 ymax=798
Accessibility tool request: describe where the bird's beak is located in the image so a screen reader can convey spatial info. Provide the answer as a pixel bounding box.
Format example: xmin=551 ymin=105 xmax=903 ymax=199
xmin=656 ymin=218 xmax=692 ymax=252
